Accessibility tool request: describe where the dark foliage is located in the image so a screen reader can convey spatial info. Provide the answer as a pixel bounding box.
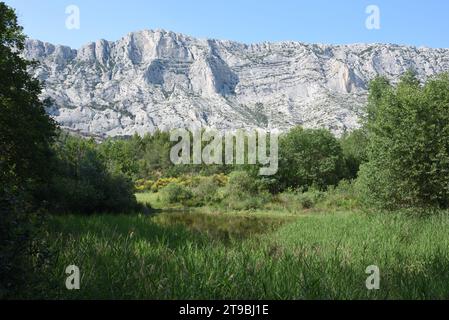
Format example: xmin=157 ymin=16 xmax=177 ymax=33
xmin=0 ymin=2 xmax=56 ymax=297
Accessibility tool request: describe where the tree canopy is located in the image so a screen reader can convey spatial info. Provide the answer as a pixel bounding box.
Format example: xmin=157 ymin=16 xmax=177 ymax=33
xmin=358 ymin=71 xmax=449 ymax=209
xmin=0 ymin=2 xmax=56 ymax=297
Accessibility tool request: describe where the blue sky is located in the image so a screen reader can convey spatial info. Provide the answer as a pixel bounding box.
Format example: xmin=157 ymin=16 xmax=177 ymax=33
xmin=5 ymin=0 xmax=449 ymax=49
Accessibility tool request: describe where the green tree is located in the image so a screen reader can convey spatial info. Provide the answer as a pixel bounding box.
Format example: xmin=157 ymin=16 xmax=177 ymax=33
xmin=357 ymin=72 xmax=449 ymax=209
xmin=275 ymin=127 xmax=346 ymax=191
xmin=340 ymin=128 xmax=369 ymax=179
xmin=0 ymin=2 xmax=56 ymax=297
xmin=50 ymin=134 xmax=138 ymax=214
xmin=98 ymin=134 xmax=142 ymax=180
xmin=140 ymin=130 xmax=173 ymax=178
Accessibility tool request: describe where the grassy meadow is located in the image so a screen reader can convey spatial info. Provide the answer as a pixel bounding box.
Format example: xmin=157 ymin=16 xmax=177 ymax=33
xmin=25 ymin=193 xmax=449 ymax=300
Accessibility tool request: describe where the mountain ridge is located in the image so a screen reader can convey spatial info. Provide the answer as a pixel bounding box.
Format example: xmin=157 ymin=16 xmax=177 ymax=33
xmin=32 ymin=28 xmax=449 ymax=51
xmin=24 ymin=29 xmax=449 ymax=137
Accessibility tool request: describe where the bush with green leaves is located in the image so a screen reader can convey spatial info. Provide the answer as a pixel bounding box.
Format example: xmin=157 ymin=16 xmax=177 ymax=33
xmin=357 ymin=72 xmax=449 ymax=210
xmin=275 ymin=127 xmax=347 ymax=192
xmin=220 ymin=171 xmax=271 ymax=210
xmin=320 ymin=180 xmax=359 ymax=211
xmin=49 ymin=134 xmax=138 ymax=214
xmin=190 ymin=176 xmax=222 ymax=205
xmin=297 ymin=187 xmax=326 ymax=209
xmin=270 ymin=180 xmax=358 ymax=212
xmin=160 ymin=182 xmax=193 ymax=205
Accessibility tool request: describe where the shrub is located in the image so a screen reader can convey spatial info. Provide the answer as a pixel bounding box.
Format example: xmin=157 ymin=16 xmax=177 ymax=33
xmin=297 ymin=187 xmax=326 ymax=209
xmin=221 ymin=171 xmax=271 ymax=210
xmin=103 ymin=173 xmax=139 ymax=212
xmin=49 ymin=135 xmax=138 ymax=214
xmin=135 ymin=179 xmax=154 ymax=193
xmin=190 ymin=176 xmax=221 ymax=205
xmin=148 ymin=174 xmax=229 ymax=207
xmin=151 ymin=177 xmax=181 ymax=193
xmin=272 ymin=182 xmax=357 ymax=212
xmin=160 ymin=182 xmax=193 ymax=205
xmin=320 ymin=180 xmax=359 ymax=210
xmin=270 ymin=190 xmax=301 ymax=212
xmin=211 ymin=173 xmax=229 ymax=187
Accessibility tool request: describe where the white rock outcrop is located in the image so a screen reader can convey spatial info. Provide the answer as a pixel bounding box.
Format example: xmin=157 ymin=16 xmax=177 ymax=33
xmin=24 ymin=30 xmax=449 ymax=137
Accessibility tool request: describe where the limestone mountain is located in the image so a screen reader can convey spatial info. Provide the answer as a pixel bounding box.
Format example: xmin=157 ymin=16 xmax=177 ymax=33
xmin=24 ymin=29 xmax=449 ymax=137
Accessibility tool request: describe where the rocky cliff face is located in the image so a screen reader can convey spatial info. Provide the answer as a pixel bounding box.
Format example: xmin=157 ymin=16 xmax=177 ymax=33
xmin=24 ymin=29 xmax=449 ymax=137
